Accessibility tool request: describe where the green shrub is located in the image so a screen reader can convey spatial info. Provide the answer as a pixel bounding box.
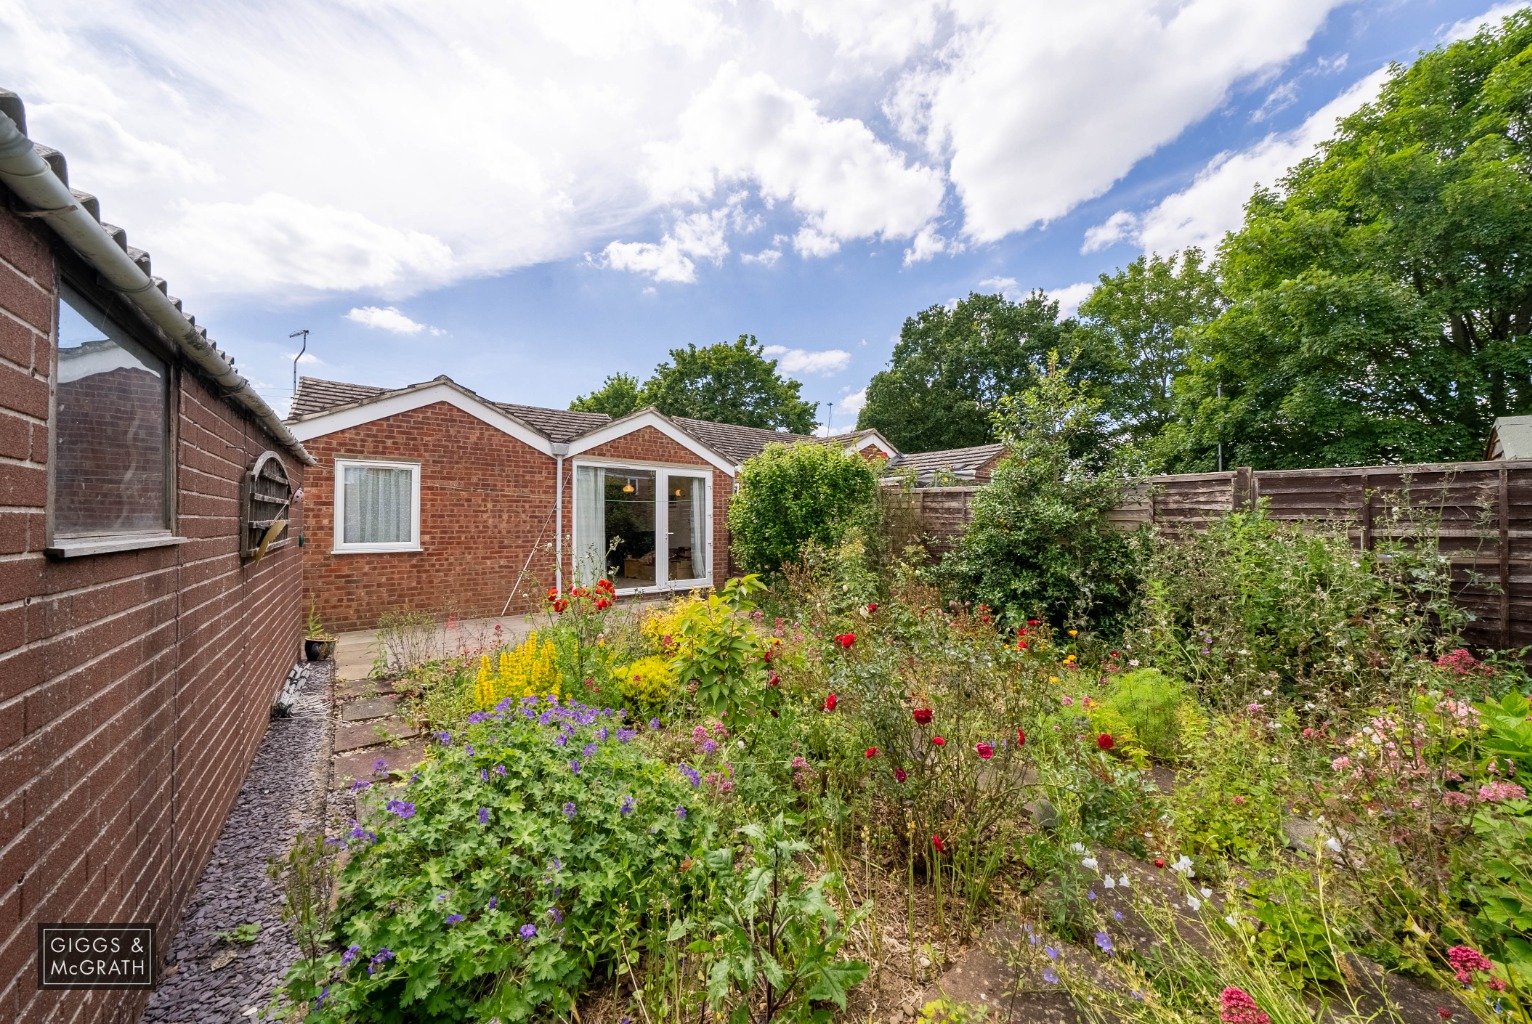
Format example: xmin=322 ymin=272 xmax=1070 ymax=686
xmin=1089 ymin=669 xmax=1190 ymax=763
xmin=286 ymin=698 xmax=705 ymax=1023
xmin=937 ymin=352 xmax=1147 ymax=633
xmin=729 ymin=441 xmax=881 ymax=575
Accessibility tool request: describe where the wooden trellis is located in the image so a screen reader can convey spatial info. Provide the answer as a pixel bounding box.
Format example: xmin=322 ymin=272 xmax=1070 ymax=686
xmin=242 ymin=451 xmax=292 ymax=562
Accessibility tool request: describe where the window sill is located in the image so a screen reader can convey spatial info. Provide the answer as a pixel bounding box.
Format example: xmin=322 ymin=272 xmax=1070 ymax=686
xmin=46 ymin=534 xmax=188 ymax=559
xmin=331 ymin=545 xmax=423 ymax=555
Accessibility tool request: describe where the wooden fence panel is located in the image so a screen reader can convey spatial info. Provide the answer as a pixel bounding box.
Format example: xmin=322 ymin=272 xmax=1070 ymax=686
xmin=901 ymin=459 xmax=1532 ymax=654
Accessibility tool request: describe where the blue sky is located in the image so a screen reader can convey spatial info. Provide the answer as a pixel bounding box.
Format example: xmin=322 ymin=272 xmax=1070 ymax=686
xmin=6 ymin=0 xmax=1518 ymax=431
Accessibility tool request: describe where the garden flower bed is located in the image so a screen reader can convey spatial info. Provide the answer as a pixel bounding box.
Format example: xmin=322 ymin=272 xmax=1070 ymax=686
xmin=271 ymin=517 xmax=1531 ymax=1024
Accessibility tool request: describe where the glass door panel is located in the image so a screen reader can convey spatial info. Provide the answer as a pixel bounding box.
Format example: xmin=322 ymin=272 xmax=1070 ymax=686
xmin=665 ymin=474 xmax=707 ymax=584
xmin=606 ymin=469 xmax=657 ymax=588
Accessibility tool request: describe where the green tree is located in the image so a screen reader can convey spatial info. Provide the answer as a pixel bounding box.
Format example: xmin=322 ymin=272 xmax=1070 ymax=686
xmin=939 ymin=352 xmax=1146 ymax=632
xmin=569 ymin=372 xmax=644 ymax=417
xmin=728 ymin=441 xmax=880 ymax=575
xmin=1161 ymin=11 xmax=1532 ymax=470
xmin=1075 ymin=248 xmax=1224 ymax=452
xmin=636 ymin=336 xmax=818 ymax=433
xmin=856 ymin=290 xmax=1103 ymax=452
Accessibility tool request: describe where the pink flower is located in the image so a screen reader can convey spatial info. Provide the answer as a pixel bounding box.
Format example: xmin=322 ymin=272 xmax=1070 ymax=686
xmin=894 ymin=767 xmax=907 ymax=783
xmin=1220 ymin=987 xmax=1270 ymax=1024
xmin=1447 ymin=946 xmax=1494 ymax=986
xmin=976 ymin=743 xmax=994 ymax=760
xmin=1477 ymin=781 xmax=1527 ymax=803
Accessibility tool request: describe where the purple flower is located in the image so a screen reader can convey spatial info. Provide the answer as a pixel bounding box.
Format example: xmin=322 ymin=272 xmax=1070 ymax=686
xmin=547 ymin=906 xmax=563 ymax=924
xmin=678 ymin=762 xmax=701 ymax=787
xmin=1044 ymin=946 xmax=1060 ymax=961
xmin=650 ymin=718 xmax=661 ymax=730
xmin=701 ymin=739 xmax=718 ymax=755
xmin=563 ymin=801 xmax=577 ymax=820
xmin=438 ymin=731 xmax=451 ymax=744
xmin=1087 ymin=889 xmax=1097 ymax=902
xmin=1042 ymin=967 xmax=1059 ymax=985
xmin=367 ymin=948 xmax=394 ymax=975
xmin=350 ymin=779 xmax=370 ymax=791
xmin=1113 ymin=910 xmax=1123 ymax=921
xmin=520 ymin=923 xmax=538 ymax=940
xmin=489 ymin=897 xmax=498 ymax=910
xmin=446 ymin=913 xmax=464 ymax=925
xmin=467 ymin=711 xmax=487 ymax=724
xmin=1094 ymin=932 xmax=1114 ymax=954
xmin=480 ymin=768 xmax=489 ymax=782
xmin=596 ymin=727 xmax=610 ymax=741
xmin=386 ymin=799 xmax=416 ymax=820
xmin=675 ymin=805 xmax=688 ymax=820
xmin=494 ymin=765 xmax=507 ymax=777
xmin=556 ymin=733 xmax=570 ymax=747
xmin=340 ymin=944 xmax=360 ymax=967
xmin=465 ymin=745 xmax=474 ymax=756
xmin=620 ymin=796 xmax=635 ymax=816
xmin=569 ymin=760 xmax=581 ymax=775
xmin=372 ymin=758 xmax=389 ymax=776
xmin=478 ymin=807 xmax=490 ymax=825
xmin=315 ymin=985 xmax=329 ymax=1010
xmin=583 ymin=742 xmax=598 ymax=758
xmin=617 ymin=728 xmax=636 ymax=743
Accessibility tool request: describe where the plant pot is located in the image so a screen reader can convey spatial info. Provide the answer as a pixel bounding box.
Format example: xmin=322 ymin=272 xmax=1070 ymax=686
xmin=305 ymin=638 xmax=336 ymax=662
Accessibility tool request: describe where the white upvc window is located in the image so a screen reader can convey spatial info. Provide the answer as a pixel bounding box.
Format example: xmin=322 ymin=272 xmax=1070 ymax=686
xmin=333 ymin=459 xmax=421 ymax=553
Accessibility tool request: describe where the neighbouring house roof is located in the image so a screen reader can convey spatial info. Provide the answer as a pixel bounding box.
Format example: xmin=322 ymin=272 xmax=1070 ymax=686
xmin=1487 ymin=415 xmax=1532 ymax=460
xmin=0 ymin=89 xmax=312 ymax=464
xmin=288 ymin=375 xmax=892 ymax=467
xmin=885 ymin=443 xmax=1008 ymax=484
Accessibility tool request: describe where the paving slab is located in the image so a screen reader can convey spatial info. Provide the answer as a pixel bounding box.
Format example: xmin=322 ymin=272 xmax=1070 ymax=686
xmin=340 ymin=696 xmax=398 ymax=722
xmin=331 ymin=737 xmax=433 ymax=790
xmin=334 ymin=718 xmax=420 ymax=753
xmin=336 ymin=676 xmax=393 ymax=700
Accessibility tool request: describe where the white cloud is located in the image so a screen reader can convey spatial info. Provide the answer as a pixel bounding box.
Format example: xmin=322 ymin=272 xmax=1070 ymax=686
xmin=1443 ymin=3 xmax=1526 ymax=42
xmin=763 ymin=344 xmax=852 ymax=375
xmin=1251 ymin=80 xmax=1299 ymax=123
xmin=1085 ymin=68 xmax=1388 ymax=255
xmin=903 ymin=224 xmax=955 ymax=265
xmin=977 ymin=275 xmax=1019 ymax=297
xmin=903 ymin=0 xmax=1347 ymax=241
xmin=840 ymin=386 xmax=868 ymax=415
xmin=598 ymin=205 xmax=735 ymax=283
xmin=770 ymin=0 xmax=944 ymax=69
xmin=742 ymin=248 xmax=782 ymax=267
xmin=345 ymin=305 xmax=445 ymax=336
xmin=1048 ymin=282 xmax=1095 ymax=319
xmin=646 ymin=62 xmax=946 ymax=255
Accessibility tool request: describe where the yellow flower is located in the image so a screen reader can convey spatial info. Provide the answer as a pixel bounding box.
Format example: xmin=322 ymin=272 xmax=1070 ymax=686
xmin=1068 ymin=629 xmax=1078 ymax=637
xmin=1049 ymin=676 xmax=1060 ymax=683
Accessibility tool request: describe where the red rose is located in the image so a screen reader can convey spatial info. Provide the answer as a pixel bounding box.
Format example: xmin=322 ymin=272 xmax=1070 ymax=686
xmin=931 ymin=834 xmax=945 ymax=853
xmin=546 ymin=587 xmax=559 ymax=601
xmin=823 ymin=693 xmax=838 ymax=712
xmin=913 ymin=708 xmax=933 ymax=725
xmin=1027 ymin=619 xmax=1040 ymax=625
xmin=1097 ymin=733 xmax=1115 ymax=750
xmin=1017 ymin=641 xmax=1028 ymax=650
xmin=1016 ymin=728 xmax=1026 ymax=746
xmin=553 ymin=599 xmax=568 ymax=614
xmin=768 ymin=672 xmax=780 ymax=687
xmin=1154 ymin=858 xmax=1165 ymax=869
xmin=976 ymin=743 xmax=994 ymax=760
xmin=597 ymin=579 xmax=614 ymax=593
xmin=836 ymin=633 xmax=856 ymax=649
xmin=894 ymin=767 xmax=907 ymax=783
xmin=865 ymin=747 xmax=878 ymax=759
xmin=931 ymin=736 xmax=945 ymax=747
xmin=867 ymin=603 xmax=878 ymax=613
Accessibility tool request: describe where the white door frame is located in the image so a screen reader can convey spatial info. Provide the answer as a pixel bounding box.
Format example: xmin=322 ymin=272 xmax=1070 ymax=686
xmin=570 ymin=458 xmax=713 ymax=595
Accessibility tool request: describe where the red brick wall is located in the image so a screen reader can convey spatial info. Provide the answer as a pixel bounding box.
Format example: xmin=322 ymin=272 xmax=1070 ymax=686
xmin=0 ymin=205 xmax=305 ymax=1024
xmin=301 ymin=403 xmax=561 ymax=631
xmin=571 ymin=426 xmax=733 ymax=590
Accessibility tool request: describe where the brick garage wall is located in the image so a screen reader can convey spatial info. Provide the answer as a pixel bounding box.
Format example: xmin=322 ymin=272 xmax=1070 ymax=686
xmin=302 ymin=403 xmax=560 ymax=631
xmin=54 ymin=365 xmax=167 ymax=534
xmin=570 ymin=426 xmax=733 ymax=589
xmin=0 ymin=204 xmax=305 ymax=1024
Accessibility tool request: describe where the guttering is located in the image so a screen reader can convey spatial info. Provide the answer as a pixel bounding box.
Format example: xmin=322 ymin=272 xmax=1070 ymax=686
xmin=0 ymin=109 xmax=314 ymax=466
xmin=553 ymin=443 xmax=567 ymax=593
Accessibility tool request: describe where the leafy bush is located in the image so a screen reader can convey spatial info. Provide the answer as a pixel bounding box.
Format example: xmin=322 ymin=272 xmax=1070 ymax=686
xmin=672 ymin=576 xmax=771 ymax=718
xmin=1135 ymin=503 xmax=1460 ymax=709
xmin=1170 ymin=713 xmax=1288 ymax=863
xmin=1088 ymin=669 xmax=1190 ymax=763
xmin=729 ymin=441 xmax=881 ymax=575
xmin=938 ymin=352 xmax=1147 ymax=632
xmin=292 ymin=698 xmax=705 ymax=1023
xmin=611 ymin=654 xmax=676 ymax=709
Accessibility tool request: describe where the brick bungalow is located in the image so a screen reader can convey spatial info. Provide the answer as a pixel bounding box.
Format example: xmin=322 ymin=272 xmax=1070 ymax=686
xmin=0 ymin=91 xmax=313 ymax=1023
xmin=288 ymin=375 xmax=991 ymax=631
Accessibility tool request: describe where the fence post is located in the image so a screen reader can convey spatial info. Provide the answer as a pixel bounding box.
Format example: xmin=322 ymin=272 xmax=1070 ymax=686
xmin=1361 ymin=469 xmax=1374 ymax=552
xmin=1500 ymin=464 xmax=1512 ymax=650
xmin=1232 ymin=466 xmax=1255 ymax=511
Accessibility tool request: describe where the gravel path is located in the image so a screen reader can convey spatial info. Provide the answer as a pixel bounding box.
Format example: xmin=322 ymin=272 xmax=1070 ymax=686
xmin=141 ymin=661 xmax=334 ymax=1024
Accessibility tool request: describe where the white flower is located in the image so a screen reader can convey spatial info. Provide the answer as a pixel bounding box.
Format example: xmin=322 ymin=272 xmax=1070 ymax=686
xmin=1118 ymin=874 xmax=1130 ymax=888
xmin=1128 ymin=659 xmax=1140 ymax=667
xmin=1262 ymin=689 xmax=1272 ymax=696
xmin=1324 ymin=837 xmax=1342 ymax=853
xmin=1200 ymin=887 xmax=1212 ymax=899
xmin=1069 ymin=842 xmax=1086 ymax=854
xmin=1171 ymin=855 xmax=1194 ymax=877
xmin=1082 ymin=857 xmax=1099 ymax=872
xmin=1103 ymin=875 xmax=1116 ymax=889
xmin=737 ymin=740 xmax=745 ymax=749
xmin=1225 ymin=914 xmax=1241 ymax=928
xmin=1186 ymin=895 xmax=1201 ymax=911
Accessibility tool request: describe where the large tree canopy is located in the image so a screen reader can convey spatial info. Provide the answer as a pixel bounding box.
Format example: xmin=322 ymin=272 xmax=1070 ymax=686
xmin=856 ymin=291 xmax=1093 ymax=452
xmin=1160 ymin=11 xmax=1532 ymax=470
xmin=569 ymin=336 xmax=818 ymax=433
xmin=1075 ymin=248 xmax=1224 ymax=452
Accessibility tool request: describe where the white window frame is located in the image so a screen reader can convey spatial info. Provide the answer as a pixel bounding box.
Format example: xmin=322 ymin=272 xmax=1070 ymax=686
xmin=570 ymin=458 xmax=713 ymax=595
xmin=332 ymin=458 xmax=422 ymax=554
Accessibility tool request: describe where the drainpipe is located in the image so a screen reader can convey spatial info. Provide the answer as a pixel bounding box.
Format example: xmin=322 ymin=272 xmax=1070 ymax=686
xmin=553 ymin=444 xmax=567 ymax=594
xmin=0 ymin=107 xmax=312 ymax=465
